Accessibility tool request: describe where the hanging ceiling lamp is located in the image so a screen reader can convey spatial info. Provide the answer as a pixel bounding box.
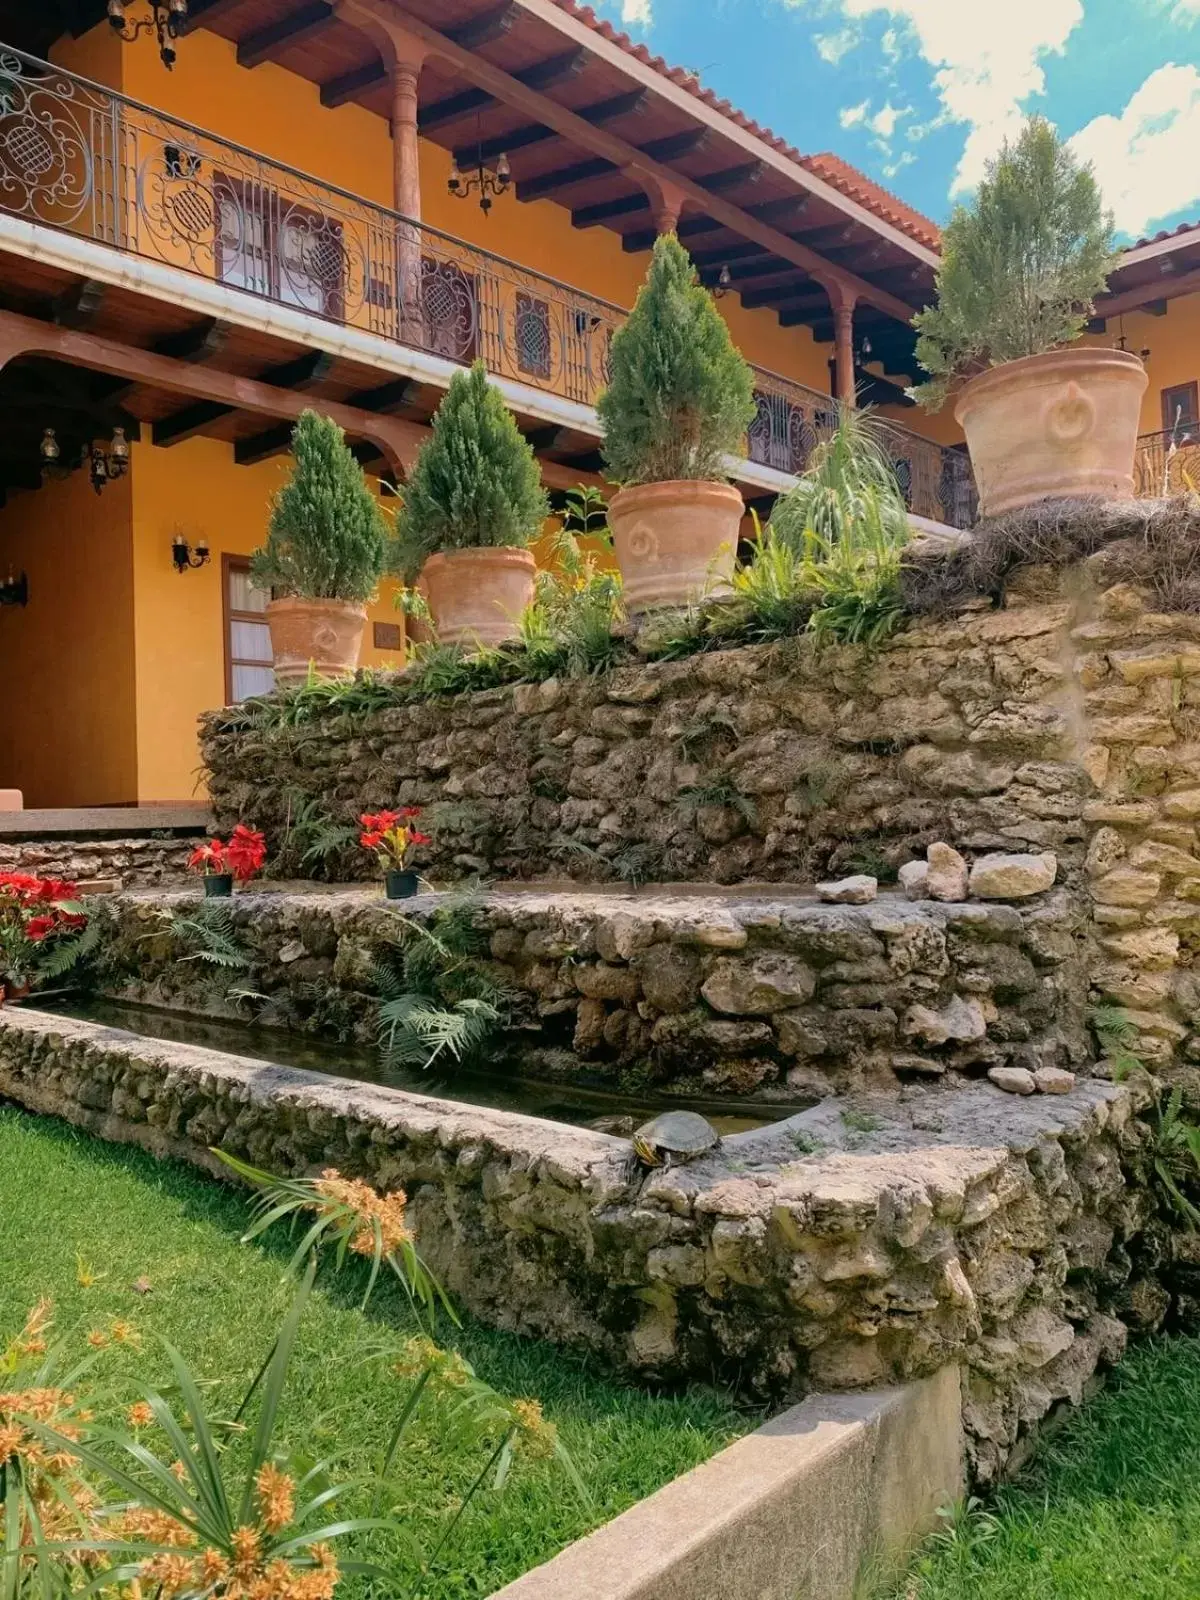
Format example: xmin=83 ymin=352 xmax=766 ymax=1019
xmin=108 ymin=0 xmax=188 ymax=71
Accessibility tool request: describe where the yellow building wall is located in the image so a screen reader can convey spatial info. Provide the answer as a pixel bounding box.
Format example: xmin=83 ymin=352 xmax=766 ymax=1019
xmin=1103 ymin=296 xmax=1200 ymax=436
xmin=0 ymin=470 xmax=138 ymax=809
xmin=128 ymin=434 xmax=404 ymax=804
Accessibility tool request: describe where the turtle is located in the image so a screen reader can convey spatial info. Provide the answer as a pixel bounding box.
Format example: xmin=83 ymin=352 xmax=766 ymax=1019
xmin=631 ymin=1110 xmax=721 ymax=1169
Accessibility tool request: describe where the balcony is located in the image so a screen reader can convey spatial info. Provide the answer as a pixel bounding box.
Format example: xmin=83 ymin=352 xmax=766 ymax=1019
xmin=1135 ymin=427 xmax=1200 ymax=498
xmin=0 ymin=42 xmax=977 ymax=522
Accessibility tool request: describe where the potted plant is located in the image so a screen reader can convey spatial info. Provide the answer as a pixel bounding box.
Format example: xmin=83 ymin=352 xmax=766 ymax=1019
xmin=251 ymin=409 xmax=388 ymax=684
xmin=597 ymin=234 xmax=756 ymax=612
xmin=393 ymin=362 xmax=549 ymax=649
xmin=0 ymin=871 xmax=86 ymax=1002
xmin=360 ymin=807 xmax=430 ymax=899
xmin=911 ymin=115 xmax=1143 ymax=517
xmin=189 ymin=825 xmax=267 ymax=898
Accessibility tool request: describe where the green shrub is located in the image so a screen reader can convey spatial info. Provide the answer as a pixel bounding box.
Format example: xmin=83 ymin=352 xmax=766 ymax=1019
xmin=393 ymin=361 xmax=549 ymax=580
xmin=911 ymin=115 xmax=1117 ymax=410
xmin=597 ymin=234 xmax=756 ymax=484
xmin=250 ymin=409 xmax=388 ymax=601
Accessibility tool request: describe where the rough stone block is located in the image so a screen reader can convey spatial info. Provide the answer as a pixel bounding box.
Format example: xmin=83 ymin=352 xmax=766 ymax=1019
xmin=969 ymin=852 xmax=1057 ymax=900
xmin=927 ymin=842 xmax=969 ymax=902
xmin=816 ymin=876 xmax=878 ymax=905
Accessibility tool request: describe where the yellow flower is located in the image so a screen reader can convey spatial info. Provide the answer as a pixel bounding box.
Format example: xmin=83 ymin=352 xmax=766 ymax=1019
xmin=140 ymin=1553 xmax=197 ymax=1597
xmin=0 ymin=1420 xmax=25 ymax=1464
xmin=110 ymin=1319 xmax=141 ymax=1347
xmin=392 ymin=1337 xmax=470 ymax=1389
xmin=231 ymin=1523 xmax=264 ymax=1583
xmin=255 ymin=1462 xmax=296 ymax=1533
xmin=86 ymin=1329 xmax=108 ymax=1349
xmin=127 ymin=1401 xmax=155 ymax=1429
xmin=313 ymin=1170 xmax=411 ymax=1258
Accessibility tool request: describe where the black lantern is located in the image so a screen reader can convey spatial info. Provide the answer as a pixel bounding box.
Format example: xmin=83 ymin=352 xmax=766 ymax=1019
xmin=712 ymin=264 xmax=733 ymax=299
xmin=0 ymin=570 xmax=27 ymax=608
xmin=448 ymin=148 xmax=512 ymax=217
xmin=40 ymin=426 xmax=132 ymax=494
xmin=108 ymin=0 xmax=188 ymax=70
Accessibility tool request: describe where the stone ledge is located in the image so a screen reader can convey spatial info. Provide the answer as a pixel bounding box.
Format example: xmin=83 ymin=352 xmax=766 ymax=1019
xmin=492 ymin=1367 xmax=964 ymax=1600
xmin=0 ymin=1006 xmax=1162 ymax=1483
xmin=105 ymin=882 xmax=1088 ymax=1101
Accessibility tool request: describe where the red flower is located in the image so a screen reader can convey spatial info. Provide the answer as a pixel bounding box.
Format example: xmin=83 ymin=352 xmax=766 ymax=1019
xmin=189 ymin=840 xmax=225 ymax=874
xmin=408 ymin=830 xmax=431 ymax=847
xmin=24 ymin=915 xmax=56 ymax=943
xmin=399 ymin=806 xmax=422 ymax=821
xmin=226 ymin=824 xmax=267 ymax=883
xmin=359 ymin=830 xmax=384 ymax=851
xmin=360 ymin=810 xmax=402 ymax=833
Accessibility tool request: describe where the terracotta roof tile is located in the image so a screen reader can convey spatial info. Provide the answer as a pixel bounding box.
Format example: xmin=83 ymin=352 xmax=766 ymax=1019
xmin=1127 ymin=218 xmax=1200 ymax=251
xmin=547 ymin=0 xmax=942 ymax=252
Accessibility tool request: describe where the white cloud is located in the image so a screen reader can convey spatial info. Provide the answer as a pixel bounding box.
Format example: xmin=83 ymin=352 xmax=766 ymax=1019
xmin=1068 ymin=63 xmax=1200 ymax=235
xmin=816 ymin=26 xmax=860 ymax=62
xmin=839 ymin=100 xmax=869 ymax=127
xmin=1165 ymin=0 xmax=1199 ymax=17
xmin=620 ymin=0 xmax=652 ymax=23
xmin=868 ymin=101 xmax=909 ymax=138
xmin=837 ymin=0 xmax=1084 ymax=193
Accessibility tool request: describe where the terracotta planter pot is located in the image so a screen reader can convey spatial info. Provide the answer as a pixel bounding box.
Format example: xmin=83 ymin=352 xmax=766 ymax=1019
xmin=421 ymin=547 xmax=536 ymax=649
xmin=265 ymin=596 xmax=367 ymax=688
xmin=954 ymin=347 xmax=1148 ymax=518
xmin=608 ymin=480 xmax=744 ymax=612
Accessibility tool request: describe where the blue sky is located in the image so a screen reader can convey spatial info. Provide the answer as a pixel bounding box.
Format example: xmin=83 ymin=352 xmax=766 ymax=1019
xmin=594 ymin=0 xmax=1200 ymax=241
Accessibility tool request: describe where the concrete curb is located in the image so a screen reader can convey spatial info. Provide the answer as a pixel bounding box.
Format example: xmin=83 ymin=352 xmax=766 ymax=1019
xmin=492 ymin=1366 xmax=963 ymax=1600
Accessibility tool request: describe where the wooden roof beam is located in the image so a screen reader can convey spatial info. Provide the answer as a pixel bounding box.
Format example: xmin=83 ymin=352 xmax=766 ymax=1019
xmin=620 ymin=215 xmax=719 ymax=253
xmin=519 ymin=157 xmax=616 ymax=202
xmin=237 ymin=2 xmax=335 ymax=68
xmin=455 ymin=88 xmax=648 ymax=168
xmin=1096 ymin=266 xmax=1200 ymax=319
xmin=154 ymin=349 xmax=334 ymax=447
xmin=739 ymin=283 xmax=826 ymax=311
xmin=404 ymin=46 xmax=585 ymax=129
xmin=179 ymin=0 xmax=254 ymax=33
xmin=363 ymin=0 xmax=916 ymax=323
xmin=696 ymin=160 xmax=767 ymax=194
xmin=573 ymin=193 xmax=648 ymax=228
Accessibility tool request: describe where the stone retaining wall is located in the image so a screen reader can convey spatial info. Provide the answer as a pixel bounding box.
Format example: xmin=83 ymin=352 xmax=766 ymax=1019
xmin=0 ymin=836 xmax=196 ymax=887
xmin=201 ymin=568 xmax=1200 ymax=1090
xmin=202 ymin=597 xmax=1084 ymax=890
xmin=103 ymin=884 xmax=1088 ymax=1101
xmin=0 ymin=1007 xmax=1170 ymax=1484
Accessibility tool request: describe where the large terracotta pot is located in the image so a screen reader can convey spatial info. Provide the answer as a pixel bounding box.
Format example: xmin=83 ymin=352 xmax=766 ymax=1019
xmin=608 ymin=480 xmax=743 ymax=612
xmin=265 ymin=596 xmax=367 ymax=687
xmin=421 ymin=547 xmax=536 ymax=649
xmin=955 ymin=347 xmax=1148 ymax=518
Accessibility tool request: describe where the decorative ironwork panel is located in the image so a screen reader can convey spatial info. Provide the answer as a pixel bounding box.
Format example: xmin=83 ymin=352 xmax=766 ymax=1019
xmin=1135 ymin=429 xmax=1200 ymax=499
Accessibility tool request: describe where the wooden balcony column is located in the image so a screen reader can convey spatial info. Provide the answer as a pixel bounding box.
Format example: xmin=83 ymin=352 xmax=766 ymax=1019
xmin=333 ymin=0 xmax=428 ymax=221
xmin=823 ymin=275 xmax=859 ymax=408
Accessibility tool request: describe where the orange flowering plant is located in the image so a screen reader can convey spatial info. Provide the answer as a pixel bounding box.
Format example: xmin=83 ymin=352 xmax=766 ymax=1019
xmin=215 ymin=1153 xmax=453 ymax=1329
xmin=358 ymin=809 xmax=430 ymax=874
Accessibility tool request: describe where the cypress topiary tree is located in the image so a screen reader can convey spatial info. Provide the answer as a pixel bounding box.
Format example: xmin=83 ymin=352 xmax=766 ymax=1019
xmin=911 ymin=115 xmax=1118 ymax=410
xmin=250 ymin=409 xmax=387 ymax=601
xmin=597 ymin=233 xmax=756 ymax=485
xmin=392 ymin=360 xmax=549 ymax=581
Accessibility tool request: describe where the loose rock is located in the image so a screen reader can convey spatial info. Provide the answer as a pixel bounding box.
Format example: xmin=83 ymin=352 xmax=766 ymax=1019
xmin=816 ymin=875 xmax=878 ymax=905
xmin=969 ymin=852 xmax=1057 ymax=900
xmin=988 ymin=1066 xmax=1037 ymax=1095
xmin=926 ymin=842 xmax=970 ymax=902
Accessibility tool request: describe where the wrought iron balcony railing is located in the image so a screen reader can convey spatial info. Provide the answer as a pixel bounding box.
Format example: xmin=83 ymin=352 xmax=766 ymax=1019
xmin=0 ymin=42 xmax=976 ymax=526
xmin=1135 ymin=426 xmax=1200 ymax=499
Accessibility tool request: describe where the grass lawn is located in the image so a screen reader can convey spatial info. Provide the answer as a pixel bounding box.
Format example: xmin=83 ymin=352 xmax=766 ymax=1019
xmin=0 ymin=1106 xmax=750 ymax=1599
xmin=897 ymin=1335 xmax=1200 ymax=1598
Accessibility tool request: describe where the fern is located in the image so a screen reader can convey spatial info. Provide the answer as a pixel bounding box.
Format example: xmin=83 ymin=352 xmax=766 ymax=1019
xmin=33 ymin=915 xmax=105 ymax=982
xmin=371 ymin=899 xmax=512 ymax=1072
xmin=679 ymin=782 xmax=757 ymax=826
xmin=161 ymin=903 xmax=251 ymax=969
xmin=1150 ymin=1087 xmax=1200 ymax=1231
xmin=378 ymin=994 xmax=501 ymax=1070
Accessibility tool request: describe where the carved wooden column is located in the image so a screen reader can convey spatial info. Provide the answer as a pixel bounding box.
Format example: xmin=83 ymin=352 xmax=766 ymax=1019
xmin=334 ymin=0 xmax=428 ymax=336
xmin=634 ymin=170 xmax=688 ymax=237
xmin=823 ymin=277 xmax=859 ymax=408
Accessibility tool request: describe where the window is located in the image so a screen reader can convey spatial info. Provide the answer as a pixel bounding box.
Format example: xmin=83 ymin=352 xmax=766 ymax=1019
xmin=215 ymin=175 xmax=344 ymax=319
xmin=223 ymin=557 xmax=274 ymax=704
xmin=516 ymin=292 xmax=552 ymax=380
xmin=1162 ymin=382 xmax=1199 ymax=440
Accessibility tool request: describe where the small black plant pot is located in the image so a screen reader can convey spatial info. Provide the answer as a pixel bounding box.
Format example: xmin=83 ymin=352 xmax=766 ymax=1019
xmin=385 ymin=870 xmax=419 ymax=900
xmin=204 ymin=874 xmax=234 ymax=899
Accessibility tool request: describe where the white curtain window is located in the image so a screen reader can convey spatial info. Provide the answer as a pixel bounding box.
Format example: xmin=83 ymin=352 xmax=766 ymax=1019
xmin=226 ymin=561 xmax=274 ymax=704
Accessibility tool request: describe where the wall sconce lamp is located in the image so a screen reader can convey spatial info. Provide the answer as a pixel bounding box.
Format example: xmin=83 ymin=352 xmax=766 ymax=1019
xmin=40 ymin=426 xmax=130 ymax=494
xmin=712 ymin=264 xmax=732 ymax=299
xmin=0 ymin=570 xmax=28 ymax=607
xmin=108 ymin=0 xmax=188 ymax=70
xmin=448 ymin=148 xmax=512 ymax=216
xmin=171 ymin=531 xmax=210 ymax=573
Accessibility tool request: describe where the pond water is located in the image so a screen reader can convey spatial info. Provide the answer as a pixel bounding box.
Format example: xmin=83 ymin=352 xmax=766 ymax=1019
xmin=29 ymin=997 xmax=789 ymax=1137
